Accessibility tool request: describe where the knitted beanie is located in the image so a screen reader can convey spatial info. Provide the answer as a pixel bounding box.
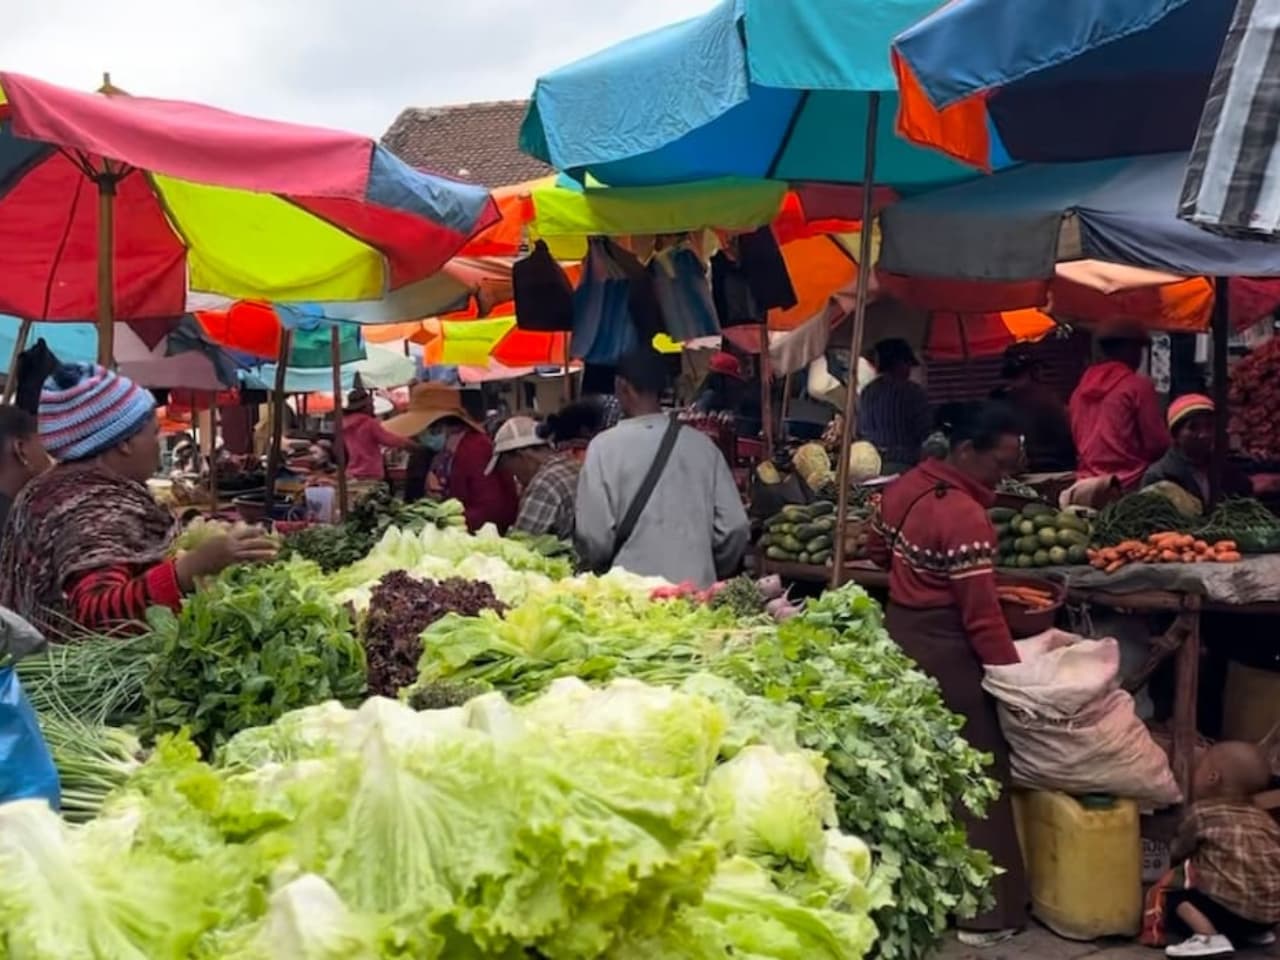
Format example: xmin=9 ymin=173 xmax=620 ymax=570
xmin=1167 ymin=393 xmax=1214 ymax=431
xmin=38 ymin=363 xmax=157 ymax=461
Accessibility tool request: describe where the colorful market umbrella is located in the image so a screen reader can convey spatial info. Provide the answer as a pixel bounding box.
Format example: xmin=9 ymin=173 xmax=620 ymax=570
xmin=0 ymin=72 xmax=497 ymax=364
xmin=520 ymin=0 xmax=972 ymax=191
xmin=891 ymin=0 xmax=1237 ymax=171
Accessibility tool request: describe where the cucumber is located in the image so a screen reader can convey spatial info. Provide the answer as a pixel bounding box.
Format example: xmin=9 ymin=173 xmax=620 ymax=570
xmin=1022 ymin=503 xmax=1055 ymax=519
xmin=998 ymin=535 xmax=1016 ymax=553
xmin=1055 ymin=511 xmax=1090 ymax=534
xmin=1033 ymin=549 xmax=1051 ymax=567
xmin=1015 ymin=554 xmax=1035 ymax=569
xmin=1056 ymin=529 xmax=1090 ymax=548
xmin=1015 ymin=536 xmax=1041 ymax=554
xmin=806 ymin=535 xmax=833 ymax=553
xmin=798 ymin=552 xmax=811 ymax=565
xmin=758 ymin=534 xmax=773 ymax=548
xmin=1037 ymin=527 xmax=1059 ymax=547
xmin=1048 ymin=545 xmax=1068 ymax=566
xmin=1032 ymin=514 xmax=1060 ymax=531
xmin=994 ymin=522 xmax=1012 ymax=537
xmin=780 ymin=535 xmax=804 ymax=553
xmin=780 ymin=505 xmax=812 ymax=522
xmin=766 ymin=546 xmax=795 ymax=561
xmin=989 ymin=507 xmax=1018 ymax=523
xmin=794 ymin=523 xmax=821 ymax=541
xmin=1066 ymin=544 xmax=1089 ymax=565
xmin=808 ymin=500 xmax=836 ymax=516
xmin=811 ymin=549 xmax=832 ymax=565
xmin=1018 ymin=519 xmax=1037 ymax=536
xmin=812 ymin=516 xmax=836 ymax=533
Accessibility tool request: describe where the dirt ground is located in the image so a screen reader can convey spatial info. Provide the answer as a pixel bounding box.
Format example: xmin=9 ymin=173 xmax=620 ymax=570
xmin=934 ymin=925 xmax=1279 ymax=960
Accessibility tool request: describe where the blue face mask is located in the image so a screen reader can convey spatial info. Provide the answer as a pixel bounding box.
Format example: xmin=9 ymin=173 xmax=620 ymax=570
xmin=421 ymin=429 xmax=447 ymax=453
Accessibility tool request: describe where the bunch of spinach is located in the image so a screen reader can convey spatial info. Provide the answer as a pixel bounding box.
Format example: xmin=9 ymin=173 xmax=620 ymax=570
xmin=141 ymin=563 xmax=366 ymax=756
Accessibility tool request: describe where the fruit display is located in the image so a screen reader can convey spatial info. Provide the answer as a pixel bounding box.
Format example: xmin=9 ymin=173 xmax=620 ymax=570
xmin=991 ymin=503 xmax=1093 ymax=568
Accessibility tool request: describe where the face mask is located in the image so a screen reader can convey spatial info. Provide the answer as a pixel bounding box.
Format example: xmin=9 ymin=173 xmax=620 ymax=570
xmin=421 ymin=429 xmax=447 ymax=453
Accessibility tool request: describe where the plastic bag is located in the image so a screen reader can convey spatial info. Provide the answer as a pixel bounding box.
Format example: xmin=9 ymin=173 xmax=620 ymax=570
xmin=0 ymin=667 xmax=60 ymax=808
xmin=0 ymin=605 xmax=46 ymax=664
xmin=984 ymin=630 xmax=1180 ymax=808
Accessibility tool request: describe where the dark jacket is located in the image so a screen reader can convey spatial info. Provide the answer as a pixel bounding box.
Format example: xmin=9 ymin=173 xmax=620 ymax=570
xmin=1142 ymin=448 xmax=1252 ymax=508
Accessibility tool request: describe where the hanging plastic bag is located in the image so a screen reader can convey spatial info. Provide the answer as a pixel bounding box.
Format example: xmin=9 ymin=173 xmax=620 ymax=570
xmin=0 ymin=666 xmax=60 ymax=808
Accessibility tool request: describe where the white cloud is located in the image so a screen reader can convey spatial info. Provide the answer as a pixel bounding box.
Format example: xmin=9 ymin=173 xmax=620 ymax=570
xmin=0 ymin=0 xmax=718 ymax=136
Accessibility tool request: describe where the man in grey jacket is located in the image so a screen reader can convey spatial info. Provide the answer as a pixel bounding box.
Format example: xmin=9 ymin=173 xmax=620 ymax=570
xmin=575 ymin=349 xmax=749 ymax=587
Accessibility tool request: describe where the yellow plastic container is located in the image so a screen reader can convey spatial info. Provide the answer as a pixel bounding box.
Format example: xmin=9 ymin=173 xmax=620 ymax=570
xmin=1012 ymin=789 xmax=1142 ymax=940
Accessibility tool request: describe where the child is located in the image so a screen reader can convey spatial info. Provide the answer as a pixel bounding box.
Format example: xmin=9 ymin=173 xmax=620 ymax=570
xmin=1166 ymin=741 xmax=1280 ymax=958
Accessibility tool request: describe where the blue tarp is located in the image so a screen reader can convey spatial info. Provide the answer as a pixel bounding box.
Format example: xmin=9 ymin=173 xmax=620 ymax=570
xmin=520 ymin=0 xmax=975 ymax=189
xmin=879 ymin=152 xmax=1280 ymax=281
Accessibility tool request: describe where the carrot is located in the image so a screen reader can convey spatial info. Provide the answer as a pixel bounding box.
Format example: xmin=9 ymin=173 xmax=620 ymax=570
xmin=1160 ymin=549 xmax=1179 ymax=562
xmin=1217 ymin=551 xmax=1243 ymax=563
xmin=1104 ymin=559 xmax=1125 ymax=573
xmin=1149 ymin=532 xmax=1181 ymax=547
xmin=1194 ymin=540 xmax=1209 ymax=552
xmin=1215 ymin=540 xmax=1238 ymax=552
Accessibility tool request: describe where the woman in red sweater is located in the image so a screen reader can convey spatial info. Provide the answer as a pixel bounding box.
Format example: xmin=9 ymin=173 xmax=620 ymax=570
xmin=867 ymin=400 xmax=1028 ymax=946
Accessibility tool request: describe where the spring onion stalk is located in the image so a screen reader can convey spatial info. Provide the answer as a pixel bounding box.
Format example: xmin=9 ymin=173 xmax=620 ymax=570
xmin=15 ymin=626 xmax=154 ymax=727
xmin=37 ymin=710 xmax=143 ymax=822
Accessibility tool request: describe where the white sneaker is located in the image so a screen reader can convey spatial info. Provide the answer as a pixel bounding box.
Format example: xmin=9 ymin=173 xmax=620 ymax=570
xmin=957 ymin=929 xmax=1019 ymax=948
xmin=1165 ymin=934 xmax=1234 ymax=957
xmin=1245 ymin=930 xmax=1276 ymax=947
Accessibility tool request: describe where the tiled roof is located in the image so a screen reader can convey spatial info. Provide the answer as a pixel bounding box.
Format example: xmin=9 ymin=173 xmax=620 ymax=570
xmin=381 ymin=100 xmax=553 ymax=188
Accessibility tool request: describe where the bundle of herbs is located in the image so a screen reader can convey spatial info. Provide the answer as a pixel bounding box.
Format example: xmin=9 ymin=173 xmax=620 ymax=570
xmin=15 ymin=625 xmax=154 ymax=727
xmin=37 ymin=709 xmax=142 ymax=822
xmin=140 ymin=563 xmax=366 ymax=756
xmin=283 ymin=491 xmax=467 ymax=571
xmin=363 ymin=572 xmax=504 ymax=697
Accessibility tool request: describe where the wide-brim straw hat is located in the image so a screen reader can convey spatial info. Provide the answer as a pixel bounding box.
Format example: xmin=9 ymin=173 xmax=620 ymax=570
xmin=384 ymin=382 xmax=480 ymax=438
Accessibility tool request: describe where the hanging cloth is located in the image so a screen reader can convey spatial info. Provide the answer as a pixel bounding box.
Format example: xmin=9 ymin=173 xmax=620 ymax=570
xmin=711 ymin=250 xmax=762 ymax=327
xmin=572 ymin=238 xmax=662 ymax=365
xmin=513 ymin=239 xmax=575 ymax=332
xmin=649 ymin=243 xmax=719 ymax=342
xmin=737 ymin=225 xmax=798 ymax=311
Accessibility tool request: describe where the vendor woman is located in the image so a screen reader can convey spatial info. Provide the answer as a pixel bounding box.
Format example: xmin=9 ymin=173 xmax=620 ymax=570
xmin=0 ymin=364 xmax=278 ymax=636
xmin=866 ymin=399 xmax=1028 ymax=946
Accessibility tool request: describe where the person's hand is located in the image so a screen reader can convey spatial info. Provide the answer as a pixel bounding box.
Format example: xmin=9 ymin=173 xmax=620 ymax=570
xmin=175 ymin=525 xmax=279 ymax=591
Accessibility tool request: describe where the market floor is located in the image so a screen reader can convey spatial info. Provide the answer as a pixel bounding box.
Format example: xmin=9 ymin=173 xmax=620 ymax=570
xmin=935 ymin=926 xmax=1279 ymax=959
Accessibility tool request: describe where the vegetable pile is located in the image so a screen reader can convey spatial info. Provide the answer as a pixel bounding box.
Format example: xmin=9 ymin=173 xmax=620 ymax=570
xmin=992 ymin=503 xmax=1092 ymax=568
xmin=1086 ymin=493 xmax=1278 ymax=569
xmin=283 ymin=491 xmax=467 ymax=571
xmin=1091 ymin=492 xmax=1195 ymax=547
xmin=760 ymin=499 xmax=837 ymax=566
xmin=1197 ymin=497 xmax=1280 ymax=554
xmin=410 ymin=583 xmax=999 ymax=960
xmin=1229 ymin=337 xmax=1280 ymax=462
xmin=363 ymin=572 xmax=504 ymax=697
xmin=995 ymin=582 xmax=1059 ymax=611
xmin=1088 ymin=535 xmax=1242 ymax=572
xmin=1 ymin=681 xmax=882 ymax=959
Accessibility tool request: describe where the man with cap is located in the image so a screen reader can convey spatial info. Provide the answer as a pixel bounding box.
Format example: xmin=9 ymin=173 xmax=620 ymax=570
xmin=385 ymin=382 xmax=518 ymax=533
xmin=1068 ymin=320 xmax=1169 ymax=490
xmin=340 ymin=387 xmax=416 ymax=482
xmin=489 ymin=416 xmax=572 ymax=540
xmin=692 ymin=350 xmax=753 ymax=416
xmin=575 ymin=348 xmax=749 ymax=586
xmin=1143 ymin=394 xmax=1251 ymax=507
xmin=857 ymin=338 xmax=933 ymax=475
xmin=0 ymin=363 xmax=276 ymax=634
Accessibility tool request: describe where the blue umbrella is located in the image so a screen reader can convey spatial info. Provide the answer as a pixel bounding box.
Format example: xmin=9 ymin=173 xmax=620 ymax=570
xmin=891 ymin=0 xmax=1237 ymax=170
xmin=519 ymin=0 xmax=973 ymax=191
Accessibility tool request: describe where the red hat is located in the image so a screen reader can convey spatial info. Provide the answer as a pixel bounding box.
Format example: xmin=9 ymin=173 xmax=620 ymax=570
xmin=709 ymin=351 xmax=744 ymax=380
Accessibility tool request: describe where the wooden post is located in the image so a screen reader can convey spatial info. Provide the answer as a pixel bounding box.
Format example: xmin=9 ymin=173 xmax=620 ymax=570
xmin=831 ymin=92 xmax=881 ymax=588
xmin=1209 ymin=276 xmax=1230 ymax=506
xmin=759 ymin=331 xmax=775 ymax=457
xmin=3 ymin=318 xmax=33 ymax=403
xmin=96 ymin=175 xmax=116 ymax=368
xmin=263 ymin=330 xmax=293 ymax=519
xmin=330 ymin=326 xmax=349 ymax=521
xmin=562 ymin=333 xmax=572 ymax=404
xmin=1172 ymin=599 xmax=1203 ymax=800
xmin=779 ymin=370 xmax=794 ymax=440
xmin=205 ymin=398 xmax=219 ymax=514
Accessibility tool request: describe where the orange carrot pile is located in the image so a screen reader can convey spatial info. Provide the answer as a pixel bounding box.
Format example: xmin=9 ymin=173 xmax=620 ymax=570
xmin=1087 ymin=534 xmax=1242 ymax=573
xmin=996 ymin=584 xmax=1058 ymax=610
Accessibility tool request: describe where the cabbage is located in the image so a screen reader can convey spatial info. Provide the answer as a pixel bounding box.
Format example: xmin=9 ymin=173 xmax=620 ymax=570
xmin=707 ymin=745 xmax=836 ymax=865
xmin=222 ymin=875 xmax=380 ymax=960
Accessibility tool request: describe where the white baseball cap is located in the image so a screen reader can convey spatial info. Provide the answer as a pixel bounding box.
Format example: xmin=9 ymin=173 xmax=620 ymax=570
xmin=485 ymin=416 xmax=549 ymax=474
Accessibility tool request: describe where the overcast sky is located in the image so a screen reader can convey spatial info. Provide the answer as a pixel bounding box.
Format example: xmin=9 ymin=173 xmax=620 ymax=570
xmin=1 ymin=0 xmax=717 ymax=136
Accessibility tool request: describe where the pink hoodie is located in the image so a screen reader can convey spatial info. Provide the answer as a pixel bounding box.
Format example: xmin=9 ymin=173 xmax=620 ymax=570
xmin=1068 ymin=361 xmax=1170 ymax=489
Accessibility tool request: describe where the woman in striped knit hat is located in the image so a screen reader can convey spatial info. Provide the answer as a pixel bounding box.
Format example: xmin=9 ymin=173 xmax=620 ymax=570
xmin=0 ymin=364 xmax=277 ymax=635
xmin=1141 ymin=393 xmax=1252 ymax=509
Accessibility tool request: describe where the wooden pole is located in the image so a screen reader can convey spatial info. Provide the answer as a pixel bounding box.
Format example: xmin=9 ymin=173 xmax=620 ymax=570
xmin=330 ymin=326 xmax=349 ymax=521
xmin=779 ymin=371 xmax=794 ymax=440
xmin=831 ymin=92 xmax=881 ymax=588
xmin=3 ymin=318 xmax=33 ymax=403
xmin=206 ymin=398 xmax=219 ymax=515
xmin=96 ymin=175 xmax=116 ymax=368
xmin=1209 ymin=276 xmax=1230 ymax=507
xmin=759 ymin=331 xmax=775 ymax=457
xmin=263 ymin=329 xmax=293 ymax=520
xmin=562 ymin=333 xmax=572 ymax=405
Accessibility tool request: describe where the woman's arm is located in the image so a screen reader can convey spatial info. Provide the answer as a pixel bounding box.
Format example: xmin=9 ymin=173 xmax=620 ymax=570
xmin=373 ymin=420 xmax=416 ymax=450
xmin=950 ymin=568 xmax=1020 ymax=665
xmin=65 ymin=560 xmax=184 ymax=630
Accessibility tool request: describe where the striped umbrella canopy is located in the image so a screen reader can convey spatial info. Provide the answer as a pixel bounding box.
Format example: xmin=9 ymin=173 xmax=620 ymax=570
xmin=0 ymin=72 xmax=497 ymax=364
xmin=1180 ymin=0 xmax=1280 ymax=238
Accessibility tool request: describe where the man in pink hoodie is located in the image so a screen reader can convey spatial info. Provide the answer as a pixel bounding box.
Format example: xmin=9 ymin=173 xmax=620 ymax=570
xmin=1068 ymin=320 xmax=1170 ymax=490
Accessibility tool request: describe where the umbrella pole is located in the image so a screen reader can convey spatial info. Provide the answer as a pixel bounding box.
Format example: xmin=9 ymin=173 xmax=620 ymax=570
xmin=831 ymin=92 xmax=881 ymax=589
xmin=1209 ymin=276 xmax=1230 ymax=505
xmin=760 ymin=332 xmax=775 ymax=457
xmin=206 ymin=395 xmax=219 ymax=515
xmin=2 ymin=318 xmax=33 ymax=403
xmin=330 ymin=326 xmax=349 ymax=521
xmin=96 ymin=175 xmax=117 ymax=368
xmin=263 ymin=330 xmax=293 ymax=522
xmin=780 ymin=370 xmax=793 ymax=439
xmin=562 ymin=334 xmax=572 ymax=405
